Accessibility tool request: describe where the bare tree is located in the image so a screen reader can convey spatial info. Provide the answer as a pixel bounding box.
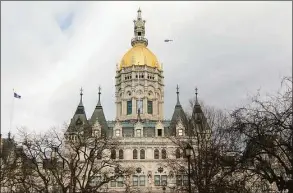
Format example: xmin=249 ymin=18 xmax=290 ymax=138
xmin=9 ymin=125 xmax=131 ymax=193
xmin=230 ymin=77 xmax=293 ymax=193
xmin=0 ymin=136 xmax=23 ymax=193
xmin=167 ymin=99 xmax=258 ymax=193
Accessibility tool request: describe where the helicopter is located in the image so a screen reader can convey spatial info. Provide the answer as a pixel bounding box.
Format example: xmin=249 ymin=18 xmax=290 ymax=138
xmin=164 ymin=39 xmax=173 ymax=42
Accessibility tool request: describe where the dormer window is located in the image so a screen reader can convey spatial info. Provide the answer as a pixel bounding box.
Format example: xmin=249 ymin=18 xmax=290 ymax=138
xmin=136 ymin=129 xmax=141 ymax=137
xmin=138 ymin=32 xmax=141 ymax=36
xmin=93 ymin=130 xmax=99 ymax=137
xmin=158 ymin=129 xmax=162 ymax=137
xmin=76 ymin=118 xmax=82 ymax=125
xmin=115 ymin=130 xmax=120 ymax=137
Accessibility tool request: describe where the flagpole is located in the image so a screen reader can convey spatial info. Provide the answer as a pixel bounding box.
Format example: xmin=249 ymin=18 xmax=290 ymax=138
xmin=10 ymin=89 xmax=15 ymax=132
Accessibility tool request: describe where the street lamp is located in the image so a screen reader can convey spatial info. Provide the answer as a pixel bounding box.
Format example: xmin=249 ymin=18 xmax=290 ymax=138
xmin=185 ymin=143 xmax=192 ymax=193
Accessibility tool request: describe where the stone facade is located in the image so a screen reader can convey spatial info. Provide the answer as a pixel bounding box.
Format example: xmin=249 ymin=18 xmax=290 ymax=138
xmin=64 ymin=9 xmax=200 ymax=193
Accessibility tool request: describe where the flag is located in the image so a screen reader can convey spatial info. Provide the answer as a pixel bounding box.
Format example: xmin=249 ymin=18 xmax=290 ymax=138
xmin=14 ymin=92 xmax=21 ymax=99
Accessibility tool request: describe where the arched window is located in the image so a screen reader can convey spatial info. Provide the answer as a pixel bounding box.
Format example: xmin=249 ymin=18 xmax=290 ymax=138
xmin=140 ymin=149 xmax=145 ymax=159
xmin=176 ymin=148 xmax=181 ymax=159
xmin=111 ymin=149 xmax=116 ymax=159
xmin=162 ymin=149 xmax=167 ymax=159
xmin=147 ymin=100 xmax=153 ymax=114
xmin=154 ymin=149 xmax=159 ymax=159
xmin=119 ymin=149 xmax=124 ymax=159
xmin=133 ymin=149 xmax=138 ymax=159
xmin=127 ymin=101 xmax=132 ymax=115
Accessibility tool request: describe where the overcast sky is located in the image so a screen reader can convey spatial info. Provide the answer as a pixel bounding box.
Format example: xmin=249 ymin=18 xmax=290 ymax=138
xmin=1 ymin=1 xmax=292 ymax=136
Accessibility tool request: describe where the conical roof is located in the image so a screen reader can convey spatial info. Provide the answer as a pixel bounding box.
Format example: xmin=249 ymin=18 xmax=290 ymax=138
xmin=67 ymin=88 xmax=90 ymax=133
xmin=170 ymin=85 xmax=187 ymax=135
xmin=190 ymin=88 xmax=210 ymax=134
xmin=90 ymin=87 xmax=109 ymax=136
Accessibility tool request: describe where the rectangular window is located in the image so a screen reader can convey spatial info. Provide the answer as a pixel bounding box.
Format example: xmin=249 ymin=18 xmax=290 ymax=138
xmin=139 ymin=175 xmax=145 ymax=186
xmin=96 ymin=176 xmax=102 ymax=182
xmin=178 ymin=129 xmax=183 ymax=136
xmin=110 ymin=180 xmax=116 ymax=187
xmin=115 ymin=130 xmax=120 ymax=137
xmin=136 ymin=129 xmax=141 ymax=137
xmin=137 ymin=99 xmax=143 ymax=114
xmin=133 ymin=175 xmax=138 ymax=186
xmin=154 ymin=175 xmax=160 ymax=186
xmin=147 ymin=101 xmax=153 ymax=114
xmin=158 ymin=129 xmax=162 ymax=137
xmin=117 ymin=176 xmax=124 ymax=187
xmin=127 ymin=101 xmax=132 ymax=115
xmin=176 ymin=175 xmax=182 ymax=186
xmin=183 ymin=175 xmax=189 ymax=186
xmin=90 ymin=176 xmax=101 ymax=186
xmin=161 ymin=175 xmax=167 ymax=186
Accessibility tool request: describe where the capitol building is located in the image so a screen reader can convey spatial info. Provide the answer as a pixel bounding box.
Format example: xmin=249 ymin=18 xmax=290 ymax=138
xmin=65 ymin=8 xmax=208 ymax=193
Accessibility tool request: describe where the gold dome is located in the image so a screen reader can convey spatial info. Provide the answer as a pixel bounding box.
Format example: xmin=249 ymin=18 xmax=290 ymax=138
xmin=119 ymin=43 xmax=160 ymax=70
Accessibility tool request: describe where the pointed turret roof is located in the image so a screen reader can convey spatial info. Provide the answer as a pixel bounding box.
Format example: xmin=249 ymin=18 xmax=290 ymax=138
xmin=192 ymin=87 xmax=202 ymax=117
xmin=170 ymin=85 xmax=187 ymax=135
xmin=90 ymin=86 xmax=109 ymax=136
xmin=191 ymin=88 xmax=210 ymax=134
xmin=68 ymin=88 xmax=90 ymax=133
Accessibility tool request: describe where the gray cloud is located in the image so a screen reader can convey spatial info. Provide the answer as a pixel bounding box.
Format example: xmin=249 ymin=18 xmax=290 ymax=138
xmin=1 ymin=1 xmax=292 ymax=136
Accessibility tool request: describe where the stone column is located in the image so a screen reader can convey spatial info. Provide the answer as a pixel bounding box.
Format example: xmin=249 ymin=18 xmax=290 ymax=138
xmin=143 ymin=96 xmax=147 ymax=115
xmin=132 ymin=97 xmax=136 ymax=118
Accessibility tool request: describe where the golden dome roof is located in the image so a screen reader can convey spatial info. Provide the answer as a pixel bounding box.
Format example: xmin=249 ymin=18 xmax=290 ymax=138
xmin=119 ymin=43 xmax=160 ymax=70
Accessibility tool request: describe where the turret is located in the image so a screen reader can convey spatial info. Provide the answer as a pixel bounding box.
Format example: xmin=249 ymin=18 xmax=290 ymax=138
xmin=191 ymin=88 xmax=210 ymax=134
xmin=170 ymin=85 xmax=187 ymax=136
xmin=67 ymin=88 xmax=90 ymax=135
xmin=90 ymin=86 xmax=109 ymax=137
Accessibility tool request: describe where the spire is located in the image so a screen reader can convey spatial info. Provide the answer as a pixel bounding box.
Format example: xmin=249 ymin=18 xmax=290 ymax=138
xmin=79 ymin=87 xmax=83 ymax=106
xmin=137 ymin=7 xmax=142 ymax=19
xmin=75 ymin=88 xmax=86 ymax=115
xmin=191 ymin=87 xmax=211 ymax=132
xmin=131 ymin=8 xmax=148 ymax=47
xmin=192 ymin=87 xmax=203 ymax=118
xmin=97 ymin=86 xmax=101 ymax=107
xmin=67 ymin=88 xmax=89 ymax=133
xmin=176 ymin=84 xmax=181 ymax=106
xmin=195 ymin=87 xmax=199 ymax=105
xmin=90 ymin=85 xmax=109 ymax=137
xmin=171 ymin=85 xmax=187 ymax=135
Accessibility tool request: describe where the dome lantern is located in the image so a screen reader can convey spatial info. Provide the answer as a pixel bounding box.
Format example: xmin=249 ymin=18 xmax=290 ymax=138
xmin=131 ymin=8 xmax=148 ymax=47
xmin=119 ymin=8 xmax=160 ymax=70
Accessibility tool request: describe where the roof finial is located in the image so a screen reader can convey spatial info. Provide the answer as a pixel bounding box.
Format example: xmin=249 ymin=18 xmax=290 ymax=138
xmin=8 ymin=131 xmax=11 ymax=140
xmin=79 ymin=87 xmax=83 ymax=106
xmin=97 ymin=86 xmax=101 ymax=106
xmin=137 ymin=7 xmax=142 ymax=19
xmin=176 ymin=84 xmax=181 ymax=106
xmin=195 ymin=87 xmax=199 ymax=104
